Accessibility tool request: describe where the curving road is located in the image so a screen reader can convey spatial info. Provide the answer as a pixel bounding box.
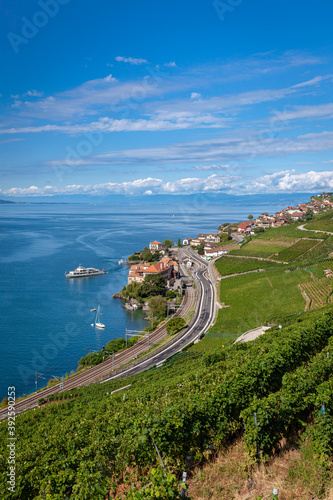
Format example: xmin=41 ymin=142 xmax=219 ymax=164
xmin=0 ymin=252 xmax=216 ymax=421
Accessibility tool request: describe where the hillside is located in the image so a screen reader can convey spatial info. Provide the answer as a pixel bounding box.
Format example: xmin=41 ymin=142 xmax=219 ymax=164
xmin=1 ymin=303 xmax=333 ymax=499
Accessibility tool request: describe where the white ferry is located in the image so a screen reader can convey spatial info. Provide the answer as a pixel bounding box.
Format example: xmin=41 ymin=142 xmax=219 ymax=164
xmin=65 ymin=265 xmax=105 ymax=279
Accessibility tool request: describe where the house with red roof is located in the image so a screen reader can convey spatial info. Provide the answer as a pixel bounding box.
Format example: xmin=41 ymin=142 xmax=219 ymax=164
xmin=149 ymin=241 xmax=166 ymax=252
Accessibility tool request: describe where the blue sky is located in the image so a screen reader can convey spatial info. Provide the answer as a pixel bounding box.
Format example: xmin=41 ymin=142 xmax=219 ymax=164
xmin=1 ymin=0 xmax=333 ymax=197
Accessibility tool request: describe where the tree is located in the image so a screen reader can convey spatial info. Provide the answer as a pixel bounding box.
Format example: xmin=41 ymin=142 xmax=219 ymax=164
xmin=166 ymin=317 xmax=186 ymax=335
xmin=304 ymin=209 xmax=314 ymax=222
xmin=151 ymin=251 xmax=160 ymax=260
xmin=163 ymin=239 xmax=174 ymax=248
xmin=140 ymin=246 xmax=149 ymax=258
xmin=177 ymin=238 xmax=181 ymax=247
xmin=121 ymin=281 xmax=142 ymax=299
xmin=148 ymin=295 xmax=167 ymax=320
xmin=128 ymin=254 xmax=140 ymax=261
xmin=198 ymin=241 xmax=205 ymax=255
xmin=140 ymin=273 xmax=166 ymax=298
xmin=248 ymin=214 xmax=253 ymax=219
xmin=143 ymin=251 xmax=153 ymax=262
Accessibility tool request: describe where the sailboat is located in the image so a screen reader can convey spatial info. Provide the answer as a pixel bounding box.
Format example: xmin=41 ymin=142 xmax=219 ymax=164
xmin=94 ymin=305 xmax=105 ymax=329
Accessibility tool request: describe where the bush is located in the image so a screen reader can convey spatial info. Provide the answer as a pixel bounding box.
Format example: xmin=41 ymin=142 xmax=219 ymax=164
xmin=166 ymin=317 xmax=186 ymax=335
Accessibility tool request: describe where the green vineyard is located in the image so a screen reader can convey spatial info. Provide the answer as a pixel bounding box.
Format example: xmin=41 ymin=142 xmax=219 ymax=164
xmin=299 ymin=275 xmax=333 ymax=309
xmin=1 ymin=307 xmax=333 ymax=499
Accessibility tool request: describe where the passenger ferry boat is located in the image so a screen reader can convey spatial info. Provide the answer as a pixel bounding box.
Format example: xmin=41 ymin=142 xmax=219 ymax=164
xmin=65 ymin=265 xmax=105 ymax=278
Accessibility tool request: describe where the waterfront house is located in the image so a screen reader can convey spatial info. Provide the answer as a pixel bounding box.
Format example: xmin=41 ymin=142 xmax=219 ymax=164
xmin=128 ymin=257 xmax=176 ymax=284
xmin=149 ymin=241 xmax=166 ymax=252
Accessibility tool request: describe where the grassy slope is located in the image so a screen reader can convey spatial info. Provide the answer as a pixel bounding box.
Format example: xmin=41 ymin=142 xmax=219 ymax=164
xmin=256 ymin=224 xmax=323 ymax=240
xmin=273 ymin=238 xmax=318 ymax=262
xmin=305 ymin=210 xmax=333 ymax=232
xmin=211 ymin=268 xmax=311 ymax=335
xmin=215 ymin=256 xmax=280 ymax=276
xmin=188 ymin=437 xmax=332 ymax=500
xmin=230 ymin=241 xmax=290 ymax=258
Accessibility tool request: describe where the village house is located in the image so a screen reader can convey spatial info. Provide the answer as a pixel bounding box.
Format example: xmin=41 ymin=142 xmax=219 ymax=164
xmin=149 ymin=240 xmax=166 ymax=252
xmin=183 ymin=258 xmax=193 ymax=268
xmin=128 ymin=256 xmax=176 ymax=285
xmin=237 ymin=221 xmax=254 ymax=234
xmin=182 ymin=237 xmax=192 ymax=246
xmin=197 ymin=233 xmax=221 ymax=243
xmin=290 ymin=211 xmax=305 ymax=221
xmin=204 ymin=246 xmax=231 ymax=258
xmin=190 ymin=238 xmax=201 ymax=247
xmin=256 ymin=219 xmax=271 ymax=229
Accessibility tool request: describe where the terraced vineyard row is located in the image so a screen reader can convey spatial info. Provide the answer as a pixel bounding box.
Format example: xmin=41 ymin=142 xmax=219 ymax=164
xmin=299 ymin=276 xmax=333 ymax=309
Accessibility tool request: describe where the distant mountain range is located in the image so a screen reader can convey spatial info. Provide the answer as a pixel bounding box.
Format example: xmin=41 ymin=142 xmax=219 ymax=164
xmin=0 ymin=192 xmax=315 ymax=207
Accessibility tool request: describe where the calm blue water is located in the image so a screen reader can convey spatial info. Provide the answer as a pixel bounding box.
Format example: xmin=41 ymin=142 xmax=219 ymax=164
xmin=0 ymin=201 xmax=285 ymax=398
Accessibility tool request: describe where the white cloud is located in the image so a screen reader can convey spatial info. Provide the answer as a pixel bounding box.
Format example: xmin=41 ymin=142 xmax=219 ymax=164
xmin=144 ymin=190 xmax=153 ymax=195
xmin=248 ymin=170 xmax=333 ymax=193
xmin=190 ymin=92 xmax=201 ymax=100
xmin=272 ymin=103 xmax=333 ymax=122
xmin=291 ymin=75 xmax=332 ymax=88
xmin=164 ymin=62 xmax=177 ymax=67
xmin=24 ymin=89 xmax=44 ymax=97
xmin=115 ymin=56 xmax=149 ymax=65
xmin=45 ymin=130 xmax=333 ymax=168
xmin=104 ymin=74 xmax=117 ymax=83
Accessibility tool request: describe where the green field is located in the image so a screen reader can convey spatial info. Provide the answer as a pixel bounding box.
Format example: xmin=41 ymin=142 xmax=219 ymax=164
xmin=304 ymin=209 xmax=333 ymax=232
xmin=273 ymin=239 xmax=319 ymax=262
xmin=304 ymin=220 xmax=333 ymax=232
xmin=215 ymin=255 xmax=280 ymax=276
xmin=255 ymin=224 xmax=324 ymax=240
xmin=211 ymin=268 xmax=312 ymax=335
xmin=295 ymin=235 xmax=333 ymax=262
xmin=229 ymin=241 xmax=289 ymax=258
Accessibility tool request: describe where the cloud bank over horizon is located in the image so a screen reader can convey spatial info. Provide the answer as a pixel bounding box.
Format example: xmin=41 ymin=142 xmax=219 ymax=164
xmin=2 ymin=170 xmax=333 ymax=198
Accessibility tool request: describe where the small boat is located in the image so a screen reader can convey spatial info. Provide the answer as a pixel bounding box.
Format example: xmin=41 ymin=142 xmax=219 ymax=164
xmin=65 ymin=265 xmax=105 ymax=278
xmin=94 ymin=305 xmax=105 ymax=329
xmin=90 ymin=308 xmax=96 ymax=312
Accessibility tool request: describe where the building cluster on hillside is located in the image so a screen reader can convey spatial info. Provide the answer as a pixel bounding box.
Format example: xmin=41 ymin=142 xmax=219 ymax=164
xmin=181 ymin=193 xmax=333 ymax=260
xmin=235 ymin=196 xmax=333 ymax=236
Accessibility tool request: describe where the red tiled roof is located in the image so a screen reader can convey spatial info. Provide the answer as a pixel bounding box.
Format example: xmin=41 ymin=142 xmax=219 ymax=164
xmin=238 ymin=222 xmax=251 ymax=229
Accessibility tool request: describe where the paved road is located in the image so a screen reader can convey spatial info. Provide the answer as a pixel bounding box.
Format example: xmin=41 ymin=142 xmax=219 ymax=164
xmin=297 ymin=224 xmax=333 ymax=235
xmin=230 ymin=232 xmax=244 ymax=243
xmin=0 ymin=255 xmax=216 ymax=421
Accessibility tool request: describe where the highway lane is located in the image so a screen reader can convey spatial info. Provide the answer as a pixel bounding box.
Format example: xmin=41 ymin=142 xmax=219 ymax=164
xmin=0 ymin=254 xmax=216 ymax=420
